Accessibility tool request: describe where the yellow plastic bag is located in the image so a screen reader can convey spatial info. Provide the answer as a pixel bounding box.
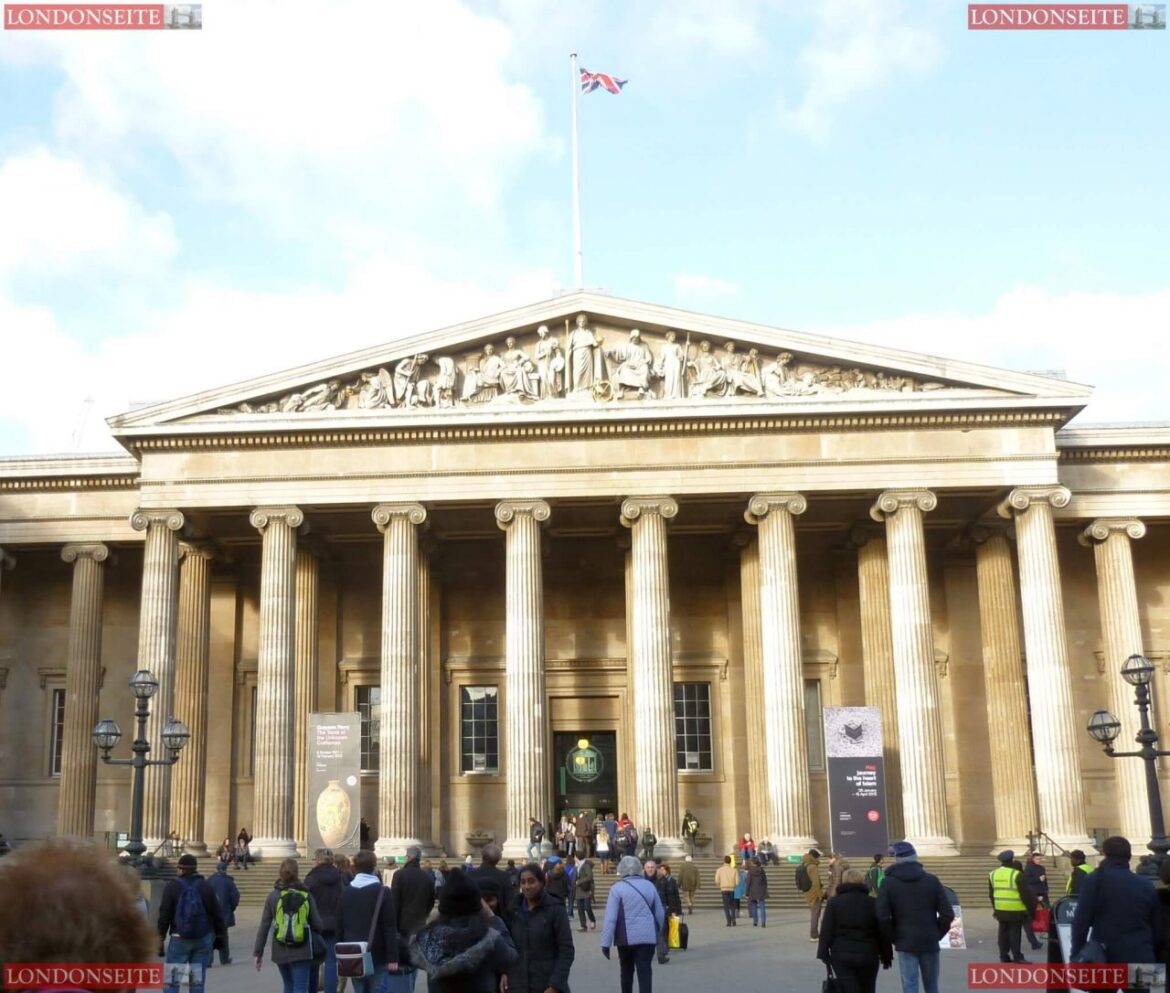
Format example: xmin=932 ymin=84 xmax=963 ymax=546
xmin=667 ymin=914 xmax=681 ymax=950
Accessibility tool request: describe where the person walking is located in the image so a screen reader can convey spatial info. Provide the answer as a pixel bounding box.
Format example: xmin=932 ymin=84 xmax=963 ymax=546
xmin=159 ymin=853 xmax=227 ymax=993
xmin=681 ymin=811 xmax=699 ymax=856
xmin=206 ymin=860 xmax=240 ymax=966
xmin=1021 ymin=851 xmax=1048 ymax=952
xmin=574 ymin=857 xmax=596 ymax=932
xmin=336 ymin=850 xmax=399 ymax=993
xmin=1064 ymin=849 xmax=1092 ymax=896
xmin=644 ymin=860 xmax=670 ymax=965
xmin=715 ymin=854 xmax=738 ymax=927
xmin=527 ymin=817 xmax=545 ymax=861
xmin=827 ymin=852 xmax=851 ymax=901
xmin=507 ymin=862 xmax=575 ymax=993
xmin=988 ymin=850 xmax=1033 ymax=964
xmin=746 ymin=857 xmax=769 ymax=928
xmin=864 ymin=855 xmax=885 ymax=895
xmin=469 ymin=842 xmax=517 ymax=923
xmin=388 ymin=845 xmax=435 ymax=992
xmin=305 ymin=848 xmax=345 ymax=993
xmin=640 ymin=827 xmax=657 ymax=862
xmin=817 ymin=867 xmax=892 ymax=993
xmin=575 ymin=811 xmax=592 ymax=859
xmin=802 ymin=848 xmax=825 ymax=941
xmin=601 ymin=855 xmax=666 ymax=993
xmin=874 ymin=841 xmax=954 ymax=993
xmin=595 ymin=821 xmax=612 ymax=875
xmin=544 ymin=855 xmax=571 ymax=915
xmin=253 ymin=857 xmax=325 ymax=993
xmin=1071 ymin=835 xmax=1162 ymax=989
xmin=678 ymin=855 xmax=700 ymax=914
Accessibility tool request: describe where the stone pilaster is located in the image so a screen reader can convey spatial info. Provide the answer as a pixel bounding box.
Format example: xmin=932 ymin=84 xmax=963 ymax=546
xmin=970 ymin=525 xmax=1038 ymax=851
xmin=869 ymin=491 xmax=957 ymax=854
xmin=249 ymin=506 xmax=303 ymax=858
xmin=621 ymin=496 xmax=683 ymax=855
xmin=293 ymin=547 xmax=319 ymax=855
xmin=997 ymin=486 xmax=1094 ymax=851
xmin=1080 ymin=518 xmax=1149 ymax=842
xmin=848 ymin=527 xmax=904 ymax=840
xmin=169 ymin=542 xmax=215 ymax=854
xmin=372 ymin=503 xmax=427 ymax=856
xmin=129 ymin=509 xmax=185 ymax=849
xmin=495 ymin=500 xmax=552 ymax=858
xmin=56 ymin=543 xmax=109 ymax=838
xmin=736 ymin=535 xmax=769 ymax=842
xmin=745 ymin=494 xmax=818 ymax=851
xmin=417 ymin=539 xmax=435 ymax=850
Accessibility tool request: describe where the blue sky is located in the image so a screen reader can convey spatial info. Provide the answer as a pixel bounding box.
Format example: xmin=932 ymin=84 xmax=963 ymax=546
xmin=0 ymin=0 xmax=1167 ymax=454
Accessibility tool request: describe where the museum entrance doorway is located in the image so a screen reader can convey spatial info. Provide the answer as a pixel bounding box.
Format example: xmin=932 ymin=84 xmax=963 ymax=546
xmin=553 ymin=730 xmax=617 ymax=821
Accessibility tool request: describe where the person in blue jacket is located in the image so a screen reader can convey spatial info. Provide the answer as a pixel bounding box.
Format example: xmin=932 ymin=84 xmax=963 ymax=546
xmin=601 ymin=855 xmax=666 ymax=993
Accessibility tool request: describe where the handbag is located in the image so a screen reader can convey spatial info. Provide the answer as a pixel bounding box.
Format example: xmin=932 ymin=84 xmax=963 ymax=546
xmin=1072 ymin=937 xmax=1107 ymax=964
xmin=336 ymin=885 xmax=385 ymax=979
xmin=311 ymin=929 xmax=326 ymax=965
xmin=1032 ymin=904 xmax=1051 ymax=935
xmin=821 ymin=962 xmax=840 ymax=993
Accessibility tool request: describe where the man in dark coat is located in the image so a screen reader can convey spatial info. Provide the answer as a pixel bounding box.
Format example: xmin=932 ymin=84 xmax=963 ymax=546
xmin=469 ymin=842 xmax=517 ymax=923
xmin=1021 ymin=852 xmax=1048 ymax=952
xmin=337 ymin=849 xmax=400 ymax=992
xmin=988 ymin=850 xmax=1034 ymax=963
xmin=1072 ymin=835 xmax=1162 ymax=978
xmin=157 ymin=853 xmax=227 ymax=993
xmin=874 ymin=841 xmax=953 ymax=993
xmin=388 ymin=846 xmax=436 ymax=990
xmin=206 ymin=861 xmax=239 ymax=966
xmin=305 ymin=848 xmax=346 ymax=993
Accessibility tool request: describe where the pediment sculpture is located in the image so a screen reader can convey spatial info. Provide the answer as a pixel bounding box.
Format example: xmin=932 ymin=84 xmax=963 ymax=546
xmin=227 ymin=314 xmax=947 ymax=415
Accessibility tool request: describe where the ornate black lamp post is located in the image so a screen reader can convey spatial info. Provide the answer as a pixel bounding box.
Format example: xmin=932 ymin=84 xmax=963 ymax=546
xmin=92 ymin=669 xmax=190 ymax=872
xmin=1085 ymin=653 xmax=1170 ymax=871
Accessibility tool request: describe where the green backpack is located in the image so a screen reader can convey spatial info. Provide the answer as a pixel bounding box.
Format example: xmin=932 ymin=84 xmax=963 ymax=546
xmin=274 ymin=888 xmax=310 ymax=946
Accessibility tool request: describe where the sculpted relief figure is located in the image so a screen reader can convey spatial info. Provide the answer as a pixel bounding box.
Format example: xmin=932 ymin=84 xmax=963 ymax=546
xmin=722 ymin=342 xmax=764 ymax=397
xmin=434 ymin=356 xmax=458 ymax=407
xmin=357 ymin=369 xmax=393 ymax=408
xmin=394 ymin=353 xmax=430 ymax=407
xmin=501 ymin=336 xmax=540 ymax=401
xmin=535 ymin=326 xmax=564 ymax=398
xmin=606 ymin=328 xmax=655 ymax=399
xmin=566 ymin=313 xmax=602 ymax=396
xmin=688 ymin=340 xmax=728 ymax=398
xmin=762 ymin=352 xmax=817 ymax=397
xmin=656 ymin=330 xmax=687 ymax=399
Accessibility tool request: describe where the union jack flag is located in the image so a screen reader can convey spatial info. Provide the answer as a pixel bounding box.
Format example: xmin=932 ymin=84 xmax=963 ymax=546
xmin=580 ymin=67 xmax=627 ymax=95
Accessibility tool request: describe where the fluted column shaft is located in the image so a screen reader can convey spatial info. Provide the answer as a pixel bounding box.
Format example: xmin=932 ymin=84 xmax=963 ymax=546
xmin=417 ymin=544 xmax=434 ymax=848
xmin=737 ymin=537 xmax=769 ymax=840
xmin=373 ymin=503 xmax=426 ymax=855
xmin=56 ymin=543 xmax=109 ymax=838
xmin=998 ymin=486 xmax=1093 ymax=849
xmin=250 ymin=506 xmax=302 ymax=858
xmin=293 ymin=548 xmax=320 ymax=854
xmin=972 ymin=527 xmax=1038 ymax=849
xmin=496 ymin=501 xmax=551 ymax=858
xmin=622 ymin=496 xmax=683 ymax=855
xmin=870 ymin=491 xmax=956 ymax=854
xmin=1081 ymin=518 xmax=1148 ymax=841
xmin=851 ymin=529 xmax=904 ymax=841
xmin=170 ymin=543 xmax=214 ymax=854
xmin=746 ymin=494 xmax=817 ymax=851
xmin=130 ymin=509 xmax=185 ymax=848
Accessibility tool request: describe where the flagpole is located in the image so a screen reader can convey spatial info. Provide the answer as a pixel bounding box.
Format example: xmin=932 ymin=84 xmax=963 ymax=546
xmin=570 ymin=52 xmax=584 ymax=290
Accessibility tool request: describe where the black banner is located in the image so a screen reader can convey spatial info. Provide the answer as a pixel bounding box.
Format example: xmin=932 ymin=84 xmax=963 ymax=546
xmin=824 ymin=707 xmax=890 ymax=856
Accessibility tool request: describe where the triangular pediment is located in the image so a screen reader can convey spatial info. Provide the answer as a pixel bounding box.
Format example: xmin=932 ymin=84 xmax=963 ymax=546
xmin=108 ymin=291 xmax=1092 ymax=442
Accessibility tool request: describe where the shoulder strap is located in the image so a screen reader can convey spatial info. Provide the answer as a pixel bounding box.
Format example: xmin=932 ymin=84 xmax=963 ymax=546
xmin=367 ymin=885 xmax=386 ymax=947
xmin=621 ymin=878 xmax=657 ymax=916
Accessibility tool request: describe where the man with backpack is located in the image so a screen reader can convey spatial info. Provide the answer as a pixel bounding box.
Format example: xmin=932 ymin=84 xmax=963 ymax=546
xmin=796 ymin=848 xmax=825 ymax=940
xmin=865 ymin=854 xmax=886 ymax=895
xmin=158 ymin=853 xmax=226 ymax=993
xmin=306 ymin=848 xmax=345 ymax=993
xmin=528 ymin=817 xmax=545 ymax=861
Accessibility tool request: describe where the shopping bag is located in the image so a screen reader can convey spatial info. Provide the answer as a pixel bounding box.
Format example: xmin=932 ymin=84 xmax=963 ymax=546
xmin=1032 ymin=905 xmax=1051 ymax=935
xmin=667 ymin=914 xmax=681 ymax=949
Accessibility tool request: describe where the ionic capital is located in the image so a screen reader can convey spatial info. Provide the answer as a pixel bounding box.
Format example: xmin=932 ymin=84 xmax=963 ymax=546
xmin=61 ymin=543 xmax=110 ymax=564
xmin=1078 ymin=517 xmax=1147 ymax=547
xmin=869 ymin=489 xmax=937 ymax=522
xmin=371 ymin=503 xmax=427 ymax=532
xmin=249 ymin=506 xmax=305 ymax=532
xmin=744 ymin=492 xmax=806 ymax=526
xmin=494 ymin=500 xmax=551 ymax=531
xmin=178 ymin=541 xmax=218 ymax=562
xmin=996 ymin=485 xmax=1070 ymax=520
xmin=130 ymin=509 xmax=186 ymax=533
xmin=845 ymin=524 xmax=884 ymax=551
xmin=619 ymin=496 xmax=678 ymax=528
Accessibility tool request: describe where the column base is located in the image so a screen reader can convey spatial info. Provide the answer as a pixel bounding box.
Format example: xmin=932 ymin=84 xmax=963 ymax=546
xmin=183 ymin=841 xmax=209 ymax=857
xmin=642 ymin=836 xmax=686 ymax=859
xmin=989 ymin=839 xmax=1035 ymax=856
xmin=502 ymin=838 xmax=554 ymax=862
xmin=251 ymin=837 xmax=299 ymax=859
xmin=906 ymin=835 xmax=961 ymax=857
xmin=1042 ymin=834 xmax=1098 ymax=857
xmin=374 ymin=836 xmax=426 ymax=859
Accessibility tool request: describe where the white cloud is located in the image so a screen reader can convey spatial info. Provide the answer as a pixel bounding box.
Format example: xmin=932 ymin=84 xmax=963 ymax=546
xmin=673 ymin=273 xmax=742 ymax=304
xmin=651 ymin=0 xmax=766 ymax=57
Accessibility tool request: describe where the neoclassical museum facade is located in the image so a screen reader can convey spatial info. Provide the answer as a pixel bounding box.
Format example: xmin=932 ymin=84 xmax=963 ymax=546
xmin=1 ymin=293 xmax=1167 ymax=859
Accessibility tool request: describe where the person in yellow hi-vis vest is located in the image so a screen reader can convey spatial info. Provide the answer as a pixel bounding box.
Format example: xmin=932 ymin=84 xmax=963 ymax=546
xmin=988 ymin=850 xmax=1035 ymax=963
xmin=1065 ymin=849 xmax=1093 ymax=896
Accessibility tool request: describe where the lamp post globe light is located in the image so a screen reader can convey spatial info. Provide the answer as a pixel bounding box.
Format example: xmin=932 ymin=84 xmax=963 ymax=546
xmin=92 ymin=668 xmax=189 ymax=873
xmin=1085 ymin=653 xmax=1170 ymax=871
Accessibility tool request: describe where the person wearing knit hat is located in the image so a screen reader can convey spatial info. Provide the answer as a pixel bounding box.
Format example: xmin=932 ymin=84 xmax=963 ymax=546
xmin=157 ymin=849 xmax=227 ymax=991
xmin=437 ymin=867 xmax=485 ymax=917
xmin=207 ymin=857 xmax=240 ymax=966
xmin=875 ymin=843 xmax=954 ymax=993
xmin=889 ymin=841 xmax=917 ymax=862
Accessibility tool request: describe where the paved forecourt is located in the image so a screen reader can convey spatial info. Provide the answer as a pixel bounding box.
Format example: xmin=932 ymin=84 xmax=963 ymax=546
xmin=201 ymin=902 xmax=1013 ymax=993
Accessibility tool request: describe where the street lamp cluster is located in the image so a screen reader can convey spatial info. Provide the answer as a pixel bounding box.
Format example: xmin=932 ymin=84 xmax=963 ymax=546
xmin=92 ymin=668 xmax=190 ymax=872
xmin=1085 ymin=653 xmax=1170 ymax=870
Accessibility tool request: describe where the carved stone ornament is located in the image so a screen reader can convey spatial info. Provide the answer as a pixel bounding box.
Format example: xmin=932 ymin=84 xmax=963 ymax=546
xmin=1078 ymin=517 xmax=1147 ymax=546
xmin=619 ymin=496 xmax=679 ymax=528
xmin=744 ymin=492 xmax=807 ymax=525
xmin=371 ymin=503 xmax=427 ymax=531
xmin=223 ymin=316 xmax=951 ymax=415
xmin=249 ymin=506 xmax=306 ymax=532
xmin=996 ymin=485 xmax=1071 ymax=520
xmin=130 ymin=509 xmax=186 ymax=533
xmin=869 ymin=489 xmax=938 ymax=522
xmin=494 ymin=500 xmax=551 ymax=530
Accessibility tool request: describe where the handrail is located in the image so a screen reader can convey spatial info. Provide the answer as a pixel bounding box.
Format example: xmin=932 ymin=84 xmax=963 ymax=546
xmin=1027 ymin=829 xmax=1072 ymax=859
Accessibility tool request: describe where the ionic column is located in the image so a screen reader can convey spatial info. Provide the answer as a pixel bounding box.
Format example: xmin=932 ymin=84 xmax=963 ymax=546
xmin=249 ymin=506 xmax=303 ymax=858
xmin=970 ymin=525 xmax=1038 ymax=850
xmin=848 ymin=527 xmax=904 ymax=841
xmin=1080 ymin=518 xmax=1149 ymax=842
xmin=417 ymin=539 xmax=435 ymax=850
xmin=293 ymin=547 xmax=320 ymax=855
xmin=621 ymin=496 xmax=683 ymax=855
xmin=130 ymin=509 xmax=185 ymax=849
xmin=496 ymin=500 xmax=552 ymax=858
xmin=169 ymin=542 xmax=215 ymax=854
xmin=372 ymin=503 xmax=427 ymax=856
xmin=56 ymin=543 xmax=109 ymax=838
xmin=736 ymin=535 xmax=769 ymax=840
xmin=745 ymin=494 xmax=817 ymax=851
xmin=997 ymin=486 xmax=1094 ymax=850
xmin=869 ymin=490 xmax=957 ymax=854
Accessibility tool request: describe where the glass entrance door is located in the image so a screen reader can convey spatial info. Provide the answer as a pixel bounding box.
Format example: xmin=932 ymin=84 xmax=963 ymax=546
xmin=553 ymin=731 xmax=617 ymax=821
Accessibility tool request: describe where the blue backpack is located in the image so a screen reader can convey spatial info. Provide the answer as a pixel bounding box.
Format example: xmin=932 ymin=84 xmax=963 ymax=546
xmin=174 ymin=877 xmax=211 ymax=938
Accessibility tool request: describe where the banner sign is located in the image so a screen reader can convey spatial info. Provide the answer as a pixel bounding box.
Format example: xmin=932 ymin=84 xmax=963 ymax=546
xmin=824 ymin=706 xmax=889 ymax=856
xmin=307 ymin=713 xmax=361 ymax=854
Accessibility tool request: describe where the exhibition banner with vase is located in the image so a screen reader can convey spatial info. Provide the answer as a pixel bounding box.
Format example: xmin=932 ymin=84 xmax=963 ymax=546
xmin=308 ymin=713 xmax=361 ymax=853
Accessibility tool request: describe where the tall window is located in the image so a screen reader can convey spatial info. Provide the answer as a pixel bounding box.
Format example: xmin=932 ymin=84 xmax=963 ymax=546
xmin=674 ymin=682 xmax=713 ymax=771
xmin=804 ymin=679 xmax=825 ymax=772
xmin=460 ymin=685 xmax=499 ymax=774
xmin=356 ymin=686 xmax=381 ymax=773
xmin=50 ymin=688 xmax=66 ymax=777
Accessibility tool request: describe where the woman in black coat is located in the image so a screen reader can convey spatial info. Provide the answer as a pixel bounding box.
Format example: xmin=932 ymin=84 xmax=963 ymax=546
xmin=507 ymin=862 xmax=575 ymax=993
xmin=816 ymin=868 xmax=893 ymax=993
